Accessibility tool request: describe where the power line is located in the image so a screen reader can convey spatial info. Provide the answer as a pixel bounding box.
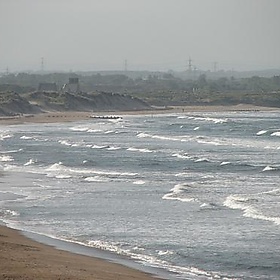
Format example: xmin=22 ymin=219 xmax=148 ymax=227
xmin=124 ymin=59 xmax=128 ymax=72
xmin=213 ymin=61 xmax=218 ymax=72
xmin=188 ymin=57 xmax=192 ymax=72
xmin=41 ymin=57 xmax=44 ymax=72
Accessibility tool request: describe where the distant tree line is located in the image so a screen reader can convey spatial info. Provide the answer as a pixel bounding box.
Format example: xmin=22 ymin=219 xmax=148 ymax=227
xmin=0 ymin=72 xmax=280 ymax=106
xmin=1 ymin=72 xmax=280 ymax=93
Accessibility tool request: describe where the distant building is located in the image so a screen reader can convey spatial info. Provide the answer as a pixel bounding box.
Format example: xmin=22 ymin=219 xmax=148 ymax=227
xmin=38 ymin=83 xmax=58 ymax=92
xmin=62 ymin=78 xmax=80 ymax=93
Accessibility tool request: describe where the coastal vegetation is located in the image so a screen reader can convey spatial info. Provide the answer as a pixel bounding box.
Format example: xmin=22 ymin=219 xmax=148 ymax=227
xmin=0 ymin=71 xmax=280 ymax=116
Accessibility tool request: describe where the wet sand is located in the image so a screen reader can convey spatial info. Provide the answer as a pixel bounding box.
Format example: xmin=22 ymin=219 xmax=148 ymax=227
xmin=0 ymin=105 xmax=278 ymax=125
xmin=1 ymin=104 xmax=279 ymax=279
xmin=0 ymin=225 xmax=160 ymax=280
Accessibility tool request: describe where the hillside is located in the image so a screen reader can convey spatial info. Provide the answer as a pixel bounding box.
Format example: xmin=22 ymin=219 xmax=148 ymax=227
xmin=0 ymin=91 xmax=151 ymax=116
xmin=0 ymin=92 xmax=42 ymax=116
xmin=1 ymin=72 xmax=280 ymax=116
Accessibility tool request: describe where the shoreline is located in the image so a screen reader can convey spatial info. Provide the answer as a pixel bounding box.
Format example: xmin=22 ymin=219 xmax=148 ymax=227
xmin=0 ymin=224 xmax=168 ymax=280
xmin=0 ymin=104 xmax=279 ymax=125
xmin=1 ymin=105 xmax=279 ymax=279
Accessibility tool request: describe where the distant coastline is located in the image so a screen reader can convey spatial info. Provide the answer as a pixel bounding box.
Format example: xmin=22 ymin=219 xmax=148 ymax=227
xmin=0 ymin=104 xmax=279 ymax=126
xmin=1 ymin=72 xmax=280 ymax=117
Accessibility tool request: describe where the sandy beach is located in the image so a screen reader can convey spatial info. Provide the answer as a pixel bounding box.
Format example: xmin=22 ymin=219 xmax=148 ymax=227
xmin=1 ymin=104 xmax=279 ymax=279
xmin=0 ymin=225 xmax=160 ymax=280
xmin=0 ymin=104 xmax=278 ymax=126
xmin=0 ymin=109 xmax=169 ymax=279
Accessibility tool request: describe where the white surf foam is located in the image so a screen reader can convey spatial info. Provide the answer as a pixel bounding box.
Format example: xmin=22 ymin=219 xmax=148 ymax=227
xmin=220 ymin=161 xmax=231 ymax=166
xmin=196 ymin=136 xmax=225 ymax=146
xmin=157 ymin=250 xmax=173 ymax=256
xmin=175 ymin=172 xmax=190 ymax=177
xmin=70 ymin=126 xmax=91 ymax=132
xmin=20 ymin=135 xmax=33 ymax=140
xmin=194 ymin=158 xmax=209 ymax=163
xmin=55 ymin=175 xmax=72 ymax=179
xmin=137 ymin=132 xmax=185 ymax=142
xmin=192 ymin=116 xmax=228 ymax=124
xmin=87 ymin=129 xmax=104 ymax=133
xmin=1 ymin=149 xmax=22 ymax=154
xmin=162 ymin=184 xmax=196 ymax=203
xmin=0 ymin=132 xmax=13 ymax=140
xmin=262 ymin=165 xmax=278 ymax=172
xmin=224 ymin=195 xmax=280 ymax=226
xmin=0 ymin=155 xmax=14 ymax=162
xmin=107 ymin=146 xmax=121 ymax=151
xmin=200 ymin=202 xmax=220 ymax=210
xmin=1 ymin=209 xmax=20 ymax=217
xmin=172 ymin=153 xmax=191 ymax=159
xmin=92 ymin=145 xmax=109 ymax=149
xmin=58 ymin=140 xmax=72 ymax=146
xmin=256 ymin=130 xmax=268 ymax=136
xmin=104 ymin=130 xmax=115 ymax=134
xmin=92 ymin=170 xmax=138 ymax=177
xmin=46 ymin=162 xmax=63 ymax=171
xmin=133 ymin=180 xmax=146 ymax=185
xmin=260 ymin=188 xmax=280 ymax=196
xmin=137 ymin=132 xmax=150 ymax=138
xmin=84 ymin=176 xmax=109 ymax=182
xmin=271 ymin=131 xmax=280 ymax=137
xmin=127 ymin=147 xmax=153 ymax=153
xmin=45 ymin=163 xmax=138 ymax=180
xmin=24 ymin=159 xmax=36 ymax=166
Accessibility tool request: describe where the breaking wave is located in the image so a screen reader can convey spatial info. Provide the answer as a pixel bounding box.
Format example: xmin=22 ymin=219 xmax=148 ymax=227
xmin=224 ymin=195 xmax=280 ymax=226
xmin=162 ymin=183 xmax=197 ymax=202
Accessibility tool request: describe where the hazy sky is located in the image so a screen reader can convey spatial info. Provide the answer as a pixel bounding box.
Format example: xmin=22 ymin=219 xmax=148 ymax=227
xmin=1 ymin=0 xmax=280 ymax=72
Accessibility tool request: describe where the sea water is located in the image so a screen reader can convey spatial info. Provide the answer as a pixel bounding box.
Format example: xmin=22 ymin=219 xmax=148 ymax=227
xmin=0 ymin=111 xmax=280 ymax=279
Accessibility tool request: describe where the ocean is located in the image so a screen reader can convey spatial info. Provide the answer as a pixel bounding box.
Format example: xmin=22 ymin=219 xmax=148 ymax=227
xmin=0 ymin=111 xmax=280 ymax=279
